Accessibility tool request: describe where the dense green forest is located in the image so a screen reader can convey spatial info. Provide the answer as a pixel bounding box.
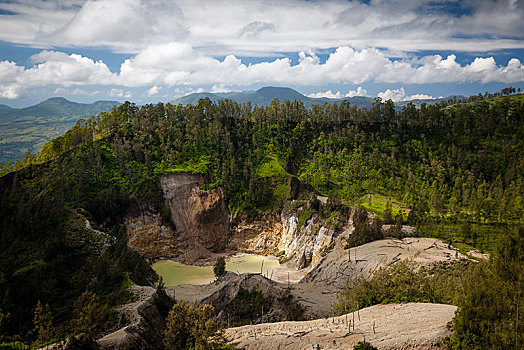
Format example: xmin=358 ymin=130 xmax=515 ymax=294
xmin=0 ymin=91 xmax=523 ymax=348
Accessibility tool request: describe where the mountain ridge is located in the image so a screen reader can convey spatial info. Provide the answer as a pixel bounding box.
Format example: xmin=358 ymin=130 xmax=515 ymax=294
xmin=170 ymin=86 xmax=457 ymax=108
xmin=0 ymin=97 xmax=120 ymax=164
xmin=0 ymin=97 xmax=120 ymax=119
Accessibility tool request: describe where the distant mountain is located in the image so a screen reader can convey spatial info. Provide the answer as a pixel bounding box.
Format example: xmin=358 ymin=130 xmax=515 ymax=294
xmin=0 ymin=97 xmax=119 ymax=119
xmin=170 ymin=86 xmax=377 ymax=108
xmin=170 ymin=86 xmax=450 ymax=109
xmin=0 ymin=97 xmax=120 ymax=164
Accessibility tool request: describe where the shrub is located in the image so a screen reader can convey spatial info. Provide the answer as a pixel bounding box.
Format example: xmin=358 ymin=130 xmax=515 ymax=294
xmin=354 ymin=340 xmax=378 ymax=349
xmin=213 ymin=257 xmax=226 ymax=278
xmin=164 ymin=300 xmax=223 ymax=350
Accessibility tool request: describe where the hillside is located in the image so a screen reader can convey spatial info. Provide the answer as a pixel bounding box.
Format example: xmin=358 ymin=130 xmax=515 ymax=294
xmin=0 ymin=97 xmax=119 ymax=164
xmin=225 ymin=303 xmax=457 ymax=349
xmin=0 ymin=93 xmax=522 ymax=349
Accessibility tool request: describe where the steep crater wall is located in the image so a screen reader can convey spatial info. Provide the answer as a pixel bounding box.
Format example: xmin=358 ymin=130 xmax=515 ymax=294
xmin=159 ymin=172 xmax=229 ymax=253
xmin=232 ymin=204 xmax=350 ymax=270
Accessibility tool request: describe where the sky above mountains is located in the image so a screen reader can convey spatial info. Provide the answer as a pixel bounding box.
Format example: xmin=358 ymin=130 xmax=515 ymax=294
xmin=0 ymin=0 xmax=523 ymax=107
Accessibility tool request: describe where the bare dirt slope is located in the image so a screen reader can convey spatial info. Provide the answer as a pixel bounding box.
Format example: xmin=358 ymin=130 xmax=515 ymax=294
xmin=225 ymin=302 xmax=457 ymax=349
xmin=303 ymin=237 xmax=467 ymax=288
xmin=167 ymin=237 xmax=466 ymax=320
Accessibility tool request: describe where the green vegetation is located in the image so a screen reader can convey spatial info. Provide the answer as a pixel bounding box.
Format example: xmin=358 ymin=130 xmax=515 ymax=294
xmin=297 ymin=209 xmax=314 ymax=230
xmin=348 ymin=207 xmax=383 ymax=247
xmin=451 ymin=229 xmax=523 ymax=349
xmin=226 ymin=287 xmax=305 ymax=326
xmin=354 ymin=341 xmax=378 ymax=350
xmin=0 ymin=89 xmax=522 ymax=347
xmin=70 ymin=291 xmax=110 ymax=347
xmin=213 ymin=257 xmax=226 ymax=278
xmin=334 ymin=229 xmax=523 ymax=349
xmin=359 ymin=193 xmax=408 ymax=221
xmin=333 ymin=260 xmax=467 ymax=314
xmin=227 ymin=288 xmax=271 ymax=326
xmin=164 ymin=300 xmax=224 ymax=350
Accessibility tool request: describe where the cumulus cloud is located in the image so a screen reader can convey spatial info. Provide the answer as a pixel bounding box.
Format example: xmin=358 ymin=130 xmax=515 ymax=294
xmin=1 ymin=45 xmax=523 ymax=99
xmin=147 ymin=85 xmax=161 ymax=96
xmin=53 ymin=87 xmax=89 ymax=95
xmin=211 ymin=85 xmax=232 ymax=93
xmin=378 ymin=87 xmax=436 ymax=102
xmin=308 ymin=87 xmax=367 ymax=99
xmin=109 ymin=88 xmax=132 ymax=98
xmin=0 ymin=60 xmax=24 ymax=99
xmin=378 ymin=88 xmax=406 ymax=102
xmin=308 ymin=90 xmax=343 ymax=99
xmin=0 ymin=51 xmax=116 ymax=98
xmin=345 ymin=86 xmax=367 ymax=97
xmin=403 ymin=94 xmax=435 ymax=101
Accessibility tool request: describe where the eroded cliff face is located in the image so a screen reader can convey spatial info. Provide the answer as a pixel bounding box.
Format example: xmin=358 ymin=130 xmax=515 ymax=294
xmin=124 ymin=172 xmax=229 ymax=261
xmin=125 ymin=212 xmax=176 ymax=260
xmin=232 ymin=204 xmax=350 ymax=270
xmin=159 ymin=173 xmax=229 ymax=253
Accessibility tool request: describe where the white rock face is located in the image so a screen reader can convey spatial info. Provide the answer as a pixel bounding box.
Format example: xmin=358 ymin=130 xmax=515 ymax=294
xmin=277 ymin=211 xmax=339 ymax=269
xmin=233 ymin=209 xmax=347 ymax=271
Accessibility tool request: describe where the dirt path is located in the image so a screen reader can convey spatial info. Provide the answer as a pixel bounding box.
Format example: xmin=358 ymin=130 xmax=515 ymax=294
xmin=225 ymin=302 xmax=457 ymax=349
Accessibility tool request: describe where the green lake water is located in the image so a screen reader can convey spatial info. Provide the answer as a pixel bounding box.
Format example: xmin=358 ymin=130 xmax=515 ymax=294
xmin=152 ymin=254 xmax=280 ymax=286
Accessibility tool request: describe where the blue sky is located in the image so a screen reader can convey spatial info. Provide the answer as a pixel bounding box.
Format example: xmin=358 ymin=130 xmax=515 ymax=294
xmin=0 ymin=0 xmax=523 ymax=107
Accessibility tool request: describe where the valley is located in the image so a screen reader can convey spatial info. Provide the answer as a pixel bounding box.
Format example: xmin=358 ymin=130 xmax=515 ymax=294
xmin=0 ymin=92 xmax=522 ymax=350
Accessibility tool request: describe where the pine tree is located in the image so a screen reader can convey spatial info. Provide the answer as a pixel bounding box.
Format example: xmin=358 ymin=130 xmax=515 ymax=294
xmin=213 ymin=256 xmax=226 ymax=278
xmin=71 ymin=291 xmax=106 ymax=342
xmin=33 ymin=300 xmax=54 ymax=345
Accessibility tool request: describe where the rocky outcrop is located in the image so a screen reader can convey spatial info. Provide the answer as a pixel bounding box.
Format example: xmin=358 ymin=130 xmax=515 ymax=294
xmin=232 ymin=204 xmax=349 ymax=270
xmin=125 ymin=212 xmax=176 ymax=260
xmin=98 ymin=285 xmax=168 ymax=350
xmin=159 ymin=173 xmax=229 ymax=254
xmin=169 ymin=272 xmax=301 ymax=324
xmin=225 ymin=302 xmax=457 ymax=349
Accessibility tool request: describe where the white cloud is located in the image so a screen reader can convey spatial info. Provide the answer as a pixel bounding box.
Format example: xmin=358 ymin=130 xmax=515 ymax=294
xmin=345 ymin=86 xmax=367 ymax=97
xmin=1 ymin=45 xmax=523 ymax=99
xmin=72 ymin=88 xmax=88 ymax=95
xmin=378 ymin=88 xmax=436 ymax=102
xmin=211 ymin=84 xmax=232 ymax=93
xmin=109 ymin=88 xmax=132 ymax=98
xmin=309 ymin=87 xmax=367 ymax=99
xmin=308 ymin=90 xmax=343 ymax=99
xmin=0 ymin=0 xmax=522 ymax=55
xmin=378 ymin=88 xmax=406 ymax=102
xmin=403 ymin=94 xmax=435 ymax=101
xmin=53 ymin=87 xmax=89 ymax=95
xmin=147 ymin=85 xmax=161 ymax=96
xmin=0 ymin=60 xmax=25 ymax=99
